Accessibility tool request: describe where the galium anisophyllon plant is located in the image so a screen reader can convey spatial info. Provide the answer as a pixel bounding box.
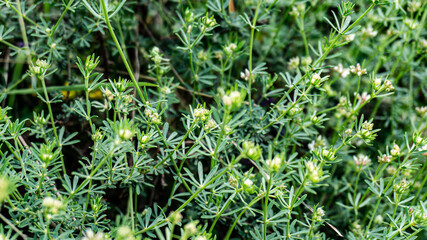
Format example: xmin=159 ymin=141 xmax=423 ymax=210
xmin=0 ymin=0 xmax=427 ymax=239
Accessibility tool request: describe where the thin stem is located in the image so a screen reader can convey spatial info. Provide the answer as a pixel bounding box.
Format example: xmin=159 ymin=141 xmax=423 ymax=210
xmin=247 ymin=0 xmax=263 ymax=115
xmin=224 ymin=194 xmax=264 ymax=240
xmin=263 ymin=177 xmax=272 ymax=239
xmin=262 ymin=86 xmax=313 ymax=130
xmin=50 ymin=0 xmax=75 ymax=36
xmin=39 ymin=75 xmax=66 ymax=173
xmin=100 ymin=0 xmax=146 ymax=102
xmin=211 ymin=109 xmax=229 ymax=168
xmin=0 ymin=212 xmax=28 ymax=240
xmin=135 ymin=162 xmax=234 ymax=235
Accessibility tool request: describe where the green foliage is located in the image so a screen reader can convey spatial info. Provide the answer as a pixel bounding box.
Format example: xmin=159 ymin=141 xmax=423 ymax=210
xmin=0 ymin=0 xmax=427 ymax=239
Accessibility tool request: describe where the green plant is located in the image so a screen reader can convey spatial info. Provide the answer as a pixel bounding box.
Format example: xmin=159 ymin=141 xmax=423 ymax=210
xmin=0 ymin=0 xmax=427 ymax=239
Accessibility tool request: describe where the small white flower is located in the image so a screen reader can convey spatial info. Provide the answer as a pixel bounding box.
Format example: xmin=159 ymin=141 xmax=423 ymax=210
xmin=288 ymin=57 xmax=300 ymax=70
xmin=82 ymin=229 xmax=104 ymax=240
xmin=361 ymin=25 xmax=378 ymax=37
xmin=350 ymin=63 xmax=367 ymax=76
xmin=357 ymin=92 xmax=371 ymax=104
xmin=344 ymin=33 xmax=356 ymax=42
xmin=353 ymin=154 xmax=371 ymax=167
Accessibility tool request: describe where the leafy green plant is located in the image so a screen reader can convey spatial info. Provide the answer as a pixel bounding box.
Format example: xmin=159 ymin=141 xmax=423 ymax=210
xmin=0 ymin=0 xmax=427 ymax=239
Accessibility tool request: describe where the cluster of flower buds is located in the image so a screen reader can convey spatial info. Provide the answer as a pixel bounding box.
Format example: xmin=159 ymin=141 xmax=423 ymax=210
xmin=243 ymin=178 xmax=255 ymax=194
xmin=240 ymin=68 xmax=254 ymax=83
xmin=372 ymin=77 xmax=394 ymax=93
xmin=197 ymin=50 xmax=208 ymax=63
xmin=350 ymin=63 xmax=367 ymax=76
xmin=104 ymin=89 xmax=114 ymax=101
xmin=357 ymin=120 xmax=377 ymax=143
xmin=33 ymin=111 xmax=48 ymax=125
xmin=118 ymin=119 xmax=135 ymax=141
xmin=288 ymin=57 xmax=299 ymax=70
xmin=184 ymin=8 xmax=195 ymax=23
xmin=310 ymin=72 xmax=327 ymax=87
xmin=301 ymin=56 xmax=312 ymax=67
xmin=29 ymin=59 xmax=50 ymax=76
xmin=204 ymin=119 xmax=217 ymax=132
xmin=82 ymin=229 xmax=104 ymax=240
xmin=168 ymin=211 xmax=183 ymax=225
xmin=183 ymin=221 xmax=199 ymax=239
xmin=42 ymin=197 xmax=64 ymax=214
xmin=356 ymin=92 xmax=371 ymax=104
xmin=288 ymin=105 xmax=302 ymax=116
xmin=91 ymin=129 xmax=103 ymax=142
xmin=320 ymin=148 xmax=336 ymax=162
xmin=290 ymin=3 xmax=306 ymax=17
xmin=201 ymin=14 xmax=217 ymax=32
xmin=393 ymin=178 xmax=412 ymax=194
xmin=224 ymin=43 xmax=237 ymax=56
xmin=413 ymin=133 xmax=426 ymax=147
xmin=150 ymin=47 xmax=163 ymax=65
xmin=415 ymin=106 xmax=427 ymax=117
xmin=305 ymin=161 xmax=323 ymax=183
xmin=390 ymin=143 xmax=401 ymax=158
xmin=377 ymin=154 xmax=392 ymax=164
xmin=242 ymin=141 xmax=262 ymax=161
xmin=361 ymin=25 xmax=378 ymax=37
xmin=333 ymin=63 xmax=350 ymax=78
xmin=144 ymin=108 xmax=162 ymax=125
xmin=343 ymin=33 xmax=356 ymax=42
xmin=414 ymin=206 xmax=427 ymax=227
xmin=353 ymin=154 xmax=371 ymax=168
xmin=313 ymin=207 xmax=325 ymax=222
xmin=39 ymin=143 xmax=56 ymax=163
xmin=193 ymin=106 xmax=210 ymax=122
xmin=116 ymin=226 xmax=135 ymax=240
xmin=403 ymin=18 xmax=419 ymax=30
xmin=383 ymin=79 xmax=394 ymax=92
xmin=222 ymin=89 xmax=245 ymax=111
xmin=82 ymin=54 xmax=100 ymax=77
xmin=266 ymin=155 xmax=283 ymax=172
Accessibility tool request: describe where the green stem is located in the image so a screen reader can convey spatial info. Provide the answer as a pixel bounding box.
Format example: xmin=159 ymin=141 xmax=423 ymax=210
xmin=224 ymin=194 xmax=264 ymax=240
xmin=50 ymin=0 xmax=75 ymax=37
xmin=247 ymin=0 xmax=263 ymax=115
xmin=100 ymin=0 xmax=146 ymax=102
xmin=39 ymin=75 xmax=66 ymax=173
xmin=135 ymin=163 xmax=234 ymax=235
xmin=263 ymin=177 xmax=272 ymax=239
xmin=211 ymin=109 xmax=229 ymax=168
xmin=5 ymin=81 xmax=155 ymax=95
xmin=208 ymin=192 xmax=236 ymax=234
xmin=67 ymin=147 xmax=115 ymax=199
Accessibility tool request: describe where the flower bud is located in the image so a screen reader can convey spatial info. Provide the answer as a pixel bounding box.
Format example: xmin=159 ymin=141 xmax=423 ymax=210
xmin=0 ymin=176 xmax=11 ymax=203
xmin=266 ymin=155 xmax=282 ymax=172
xmin=168 ymin=211 xmax=183 ymax=225
xmin=42 ymin=197 xmax=64 ymax=214
xmin=117 ymin=226 xmax=134 ymax=240
xmin=242 ymin=141 xmax=262 ymax=161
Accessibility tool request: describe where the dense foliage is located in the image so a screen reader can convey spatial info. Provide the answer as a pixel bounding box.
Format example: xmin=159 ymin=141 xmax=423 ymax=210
xmin=1 ymin=0 xmax=427 ymax=239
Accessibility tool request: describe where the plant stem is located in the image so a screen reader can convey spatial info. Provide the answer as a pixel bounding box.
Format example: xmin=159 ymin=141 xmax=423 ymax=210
xmin=224 ymin=194 xmax=264 ymax=240
xmin=247 ymin=0 xmax=263 ymax=115
xmin=135 ymin=162 xmax=234 ymax=235
xmin=0 ymin=212 xmax=28 ymax=240
xmin=39 ymin=75 xmax=66 ymax=173
xmin=100 ymin=0 xmax=146 ymax=103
